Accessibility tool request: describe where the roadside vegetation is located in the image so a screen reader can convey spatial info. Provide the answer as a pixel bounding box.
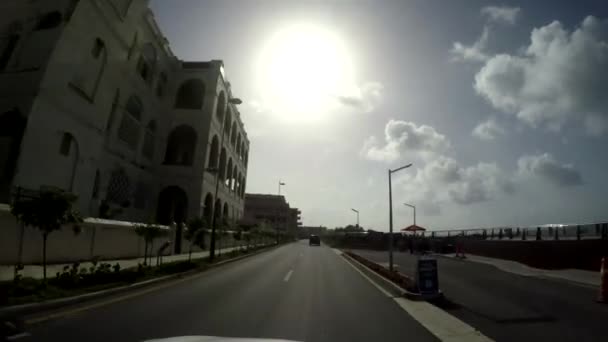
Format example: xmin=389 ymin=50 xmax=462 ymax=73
xmin=0 ymin=244 xmax=272 ymax=307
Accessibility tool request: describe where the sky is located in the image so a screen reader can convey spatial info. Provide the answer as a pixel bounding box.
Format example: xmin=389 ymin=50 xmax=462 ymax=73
xmin=150 ymin=0 xmax=608 ymax=231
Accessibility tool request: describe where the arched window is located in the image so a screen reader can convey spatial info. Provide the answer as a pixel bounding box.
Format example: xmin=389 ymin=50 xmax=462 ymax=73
xmin=142 ymin=120 xmax=156 ymax=160
xmin=106 ymin=168 xmax=131 ymax=206
xmin=203 ymin=193 xmax=214 ymax=224
xmin=223 ymin=202 xmax=229 ymax=220
xmin=224 ymin=108 xmax=232 ymax=134
xmin=156 ymin=71 xmax=167 ymax=98
xmin=118 ymin=95 xmax=142 ymax=149
xmin=163 ymin=125 xmax=197 ymax=165
xmin=35 ymin=12 xmax=62 ymax=30
xmin=175 ymin=79 xmax=205 ymax=109
xmin=136 ymin=43 xmax=157 ymax=84
xmin=219 ymin=148 xmax=227 ymax=181
xmin=225 ymin=158 xmax=233 ymax=187
xmin=70 ymin=38 xmax=107 ymax=100
xmin=208 ymin=135 xmax=219 ymax=168
xmin=240 ymin=141 xmax=245 ymax=161
xmin=230 ymin=123 xmax=237 ymax=146
xmin=244 ymin=148 xmax=249 ymax=167
xmin=214 ymin=198 xmax=222 ymax=223
xmin=216 ymin=91 xmax=226 ymax=122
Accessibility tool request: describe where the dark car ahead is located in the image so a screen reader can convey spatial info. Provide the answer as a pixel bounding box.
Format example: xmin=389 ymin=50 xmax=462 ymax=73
xmin=309 ymin=235 xmax=321 ymax=246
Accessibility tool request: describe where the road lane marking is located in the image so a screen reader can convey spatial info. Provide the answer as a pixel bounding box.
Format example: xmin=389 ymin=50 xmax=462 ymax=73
xmin=337 ymin=249 xmax=494 ymax=342
xmin=338 ymin=251 xmax=394 ymax=297
xmin=283 ymin=270 xmax=294 ymax=282
xmin=6 ymin=332 xmax=31 ymax=340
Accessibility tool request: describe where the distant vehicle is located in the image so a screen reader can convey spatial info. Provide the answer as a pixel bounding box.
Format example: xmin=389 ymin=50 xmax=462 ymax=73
xmin=309 ymin=235 xmax=321 ymax=246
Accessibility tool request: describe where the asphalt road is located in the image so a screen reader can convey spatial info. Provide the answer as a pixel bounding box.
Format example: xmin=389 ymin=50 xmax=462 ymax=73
xmin=353 ymin=250 xmax=608 ymax=342
xmin=22 ymin=242 xmax=438 ymax=342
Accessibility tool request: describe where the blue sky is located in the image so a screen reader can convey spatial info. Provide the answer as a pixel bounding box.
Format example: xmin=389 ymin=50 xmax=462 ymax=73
xmin=150 ymin=0 xmax=608 ymax=230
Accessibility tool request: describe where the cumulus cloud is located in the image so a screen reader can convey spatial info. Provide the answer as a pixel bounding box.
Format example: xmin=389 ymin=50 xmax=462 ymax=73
xmin=472 ymin=118 xmax=505 ymax=140
xmin=517 ymin=153 xmax=583 ymax=187
xmin=398 ymin=156 xmax=514 ymax=206
xmin=481 ymin=6 xmax=521 ymax=25
xmin=451 ymin=26 xmax=490 ymax=62
xmin=337 ymin=82 xmax=383 ymax=112
xmin=361 ymin=120 xmax=450 ymax=162
xmin=474 ymin=16 xmax=608 ymax=134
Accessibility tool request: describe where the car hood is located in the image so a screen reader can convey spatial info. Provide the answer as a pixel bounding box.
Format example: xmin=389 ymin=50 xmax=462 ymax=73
xmin=145 ymin=337 xmax=300 ymax=342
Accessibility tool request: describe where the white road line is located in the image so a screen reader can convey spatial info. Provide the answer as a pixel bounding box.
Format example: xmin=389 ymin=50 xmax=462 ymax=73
xmin=6 ymin=332 xmax=31 ymax=340
xmin=283 ymin=269 xmax=294 ymax=282
xmin=338 ymin=250 xmax=494 ymax=342
xmin=338 ymin=251 xmax=393 ymax=297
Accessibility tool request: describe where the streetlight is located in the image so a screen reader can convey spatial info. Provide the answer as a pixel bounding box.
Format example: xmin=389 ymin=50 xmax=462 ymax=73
xmin=403 ymin=203 xmax=416 ymax=226
xmin=351 ymin=208 xmax=359 ymax=228
xmin=388 ymin=163 xmax=413 ymax=271
xmin=278 ymin=180 xmax=285 ymax=195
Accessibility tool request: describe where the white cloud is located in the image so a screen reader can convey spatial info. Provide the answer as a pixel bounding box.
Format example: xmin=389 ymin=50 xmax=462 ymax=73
xmin=398 ymin=156 xmax=513 ymax=206
xmin=337 ymin=82 xmax=384 ymax=113
xmin=481 ymin=6 xmax=521 ymax=25
xmin=472 ymin=118 xmax=505 ymax=140
xmin=361 ymin=120 xmax=450 ymax=162
xmin=451 ymin=26 xmax=490 ymax=62
xmin=474 ymin=16 xmax=608 ymax=135
xmin=517 ymin=153 xmax=583 ymax=187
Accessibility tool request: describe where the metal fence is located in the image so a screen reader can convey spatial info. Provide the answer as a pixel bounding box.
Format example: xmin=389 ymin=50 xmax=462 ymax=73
xmin=426 ymin=222 xmax=608 ymax=241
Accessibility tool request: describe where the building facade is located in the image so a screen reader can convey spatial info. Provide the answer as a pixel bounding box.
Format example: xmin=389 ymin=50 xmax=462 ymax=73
xmin=0 ymin=0 xmax=249 ymax=244
xmin=243 ymin=194 xmax=301 ymax=237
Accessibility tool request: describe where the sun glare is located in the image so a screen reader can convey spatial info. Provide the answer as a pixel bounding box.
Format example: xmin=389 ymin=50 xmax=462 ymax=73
xmin=256 ymin=23 xmax=354 ymax=123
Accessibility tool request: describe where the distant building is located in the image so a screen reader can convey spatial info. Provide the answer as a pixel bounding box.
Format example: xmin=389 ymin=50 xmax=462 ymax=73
xmin=243 ymin=194 xmax=301 ymax=237
xmin=0 ymin=0 xmax=249 ymax=250
xmin=299 ymin=226 xmax=327 ymax=238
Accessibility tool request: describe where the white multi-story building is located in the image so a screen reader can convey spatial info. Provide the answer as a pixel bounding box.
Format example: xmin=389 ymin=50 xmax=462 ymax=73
xmin=0 ymin=0 xmax=250 ymax=251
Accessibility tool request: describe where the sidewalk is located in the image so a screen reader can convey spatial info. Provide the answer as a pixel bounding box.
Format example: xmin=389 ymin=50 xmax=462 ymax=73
xmin=0 ymin=245 xmax=251 ymax=281
xmin=442 ymin=253 xmax=600 ymax=286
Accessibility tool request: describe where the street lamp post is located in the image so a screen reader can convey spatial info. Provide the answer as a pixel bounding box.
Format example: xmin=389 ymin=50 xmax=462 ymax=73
xmin=388 ymin=163 xmax=413 ymax=271
xmin=351 ymin=208 xmax=359 ymax=228
xmin=403 ymin=203 xmax=416 ymax=226
xmin=278 ymin=180 xmax=285 ymax=195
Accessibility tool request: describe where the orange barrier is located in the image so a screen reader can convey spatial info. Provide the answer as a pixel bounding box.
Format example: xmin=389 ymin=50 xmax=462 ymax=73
xmin=598 ymin=257 xmax=607 ymax=303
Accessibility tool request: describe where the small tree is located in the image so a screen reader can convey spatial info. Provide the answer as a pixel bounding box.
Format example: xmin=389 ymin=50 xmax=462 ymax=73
xmin=134 ymin=222 xmax=165 ymax=265
xmin=11 ymin=188 xmax=82 ymax=281
xmin=185 ymin=217 xmax=207 ymax=262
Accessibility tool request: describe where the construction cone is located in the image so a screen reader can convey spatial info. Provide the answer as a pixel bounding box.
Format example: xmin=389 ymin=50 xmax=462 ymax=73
xmin=598 ymin=257 xmax=607 ymax=303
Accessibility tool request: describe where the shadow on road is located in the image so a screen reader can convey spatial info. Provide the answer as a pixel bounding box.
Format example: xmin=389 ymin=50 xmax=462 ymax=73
xmin=430 ymin=295 xmax=557 ymax=325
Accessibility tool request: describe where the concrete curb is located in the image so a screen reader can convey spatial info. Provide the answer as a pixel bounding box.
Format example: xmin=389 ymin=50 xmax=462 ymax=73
xmin=341 ymin=252 xmax=426 ymax=300
xmin=0 ymin=244 xmax=282 ymax=320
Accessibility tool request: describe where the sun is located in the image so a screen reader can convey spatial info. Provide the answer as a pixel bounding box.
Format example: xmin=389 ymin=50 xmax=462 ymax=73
xmin=256 ymin=23 xmax=354 ymax=123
